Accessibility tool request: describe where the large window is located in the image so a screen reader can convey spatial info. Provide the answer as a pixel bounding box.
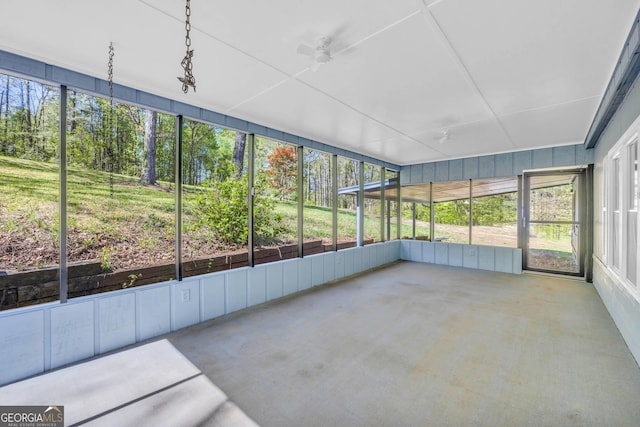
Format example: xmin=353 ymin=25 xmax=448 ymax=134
xmin=433 ymin=181 xmax=470 ymax=244
xmin=181 ymin=121 xmax=242 ymax=276
xmin=0 ymin=75 xmax=60 ymax=308
xmin=363 ymin=163 xmax=382 ymax=243
xmin=400 ymin=184 xmax=431 ymax=240
xmin=472 ymin=179 xmax=518 ymax=247
xmin=67 ymin=93 xmax=176 ymax=296
xmin=626 ymin=142 xmax=638 ymax=284
xmin=337 ymin=157 xmax=359 ymax=248
xmin=400 ymin=179 xmax=518 ymax=246
xmin=303 ymin=149 xmax=333 ymax=254
xmin=385 ymin=170 xmax=400 ymax=240
xmin=603 ymin=131 xmax=639 ymax=290
xmin=612 ymin=157 xmax=621 ymax=269
xmin=255 ymin=137 xmax=297 ymax=258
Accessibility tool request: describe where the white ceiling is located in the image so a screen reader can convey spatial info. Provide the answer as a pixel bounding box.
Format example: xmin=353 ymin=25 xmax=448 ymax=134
xmin=0 ymin=0 xmax=638 ymax=165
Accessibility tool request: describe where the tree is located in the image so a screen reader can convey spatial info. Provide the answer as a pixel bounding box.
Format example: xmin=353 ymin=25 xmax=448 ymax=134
xmin=266 ymin=146 xmax=297 ymax=200
xmin=141 ymin=109 xmax=157 ymax=185
xmin=192 ymin=168 xmax=285 ymax=246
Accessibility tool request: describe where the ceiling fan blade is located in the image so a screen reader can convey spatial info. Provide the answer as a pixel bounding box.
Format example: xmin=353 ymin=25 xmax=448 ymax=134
xmin=296 ymin=44 xmax=315 ymax=57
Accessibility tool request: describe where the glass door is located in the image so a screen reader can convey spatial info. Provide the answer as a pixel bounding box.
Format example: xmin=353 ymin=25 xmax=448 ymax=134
xmin=523 ymin=170 xmax=586 ymax=276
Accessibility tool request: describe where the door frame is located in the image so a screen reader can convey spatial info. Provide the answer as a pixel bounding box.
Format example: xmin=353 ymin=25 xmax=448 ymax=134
xmin=520 ymin=167 xmax=590 ymax=277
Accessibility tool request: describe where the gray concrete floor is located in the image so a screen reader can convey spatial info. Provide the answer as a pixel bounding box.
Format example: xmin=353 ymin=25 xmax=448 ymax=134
xmin=168 ymin=261 xmax=640 ymax=426
xmin=2 ymin=261 xmax=640 ymax=426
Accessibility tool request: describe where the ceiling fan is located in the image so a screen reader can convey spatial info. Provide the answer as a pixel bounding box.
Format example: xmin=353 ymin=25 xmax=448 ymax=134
xmin=435 ymin=129 xmax=451 ymax=144
xmin=297 ymin=36 xmax=334 ymax=71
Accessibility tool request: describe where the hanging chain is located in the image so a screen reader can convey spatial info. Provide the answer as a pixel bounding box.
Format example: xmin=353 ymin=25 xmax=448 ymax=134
xmin=108 ymin=43 xmax=114 ymax=108
xmin=178 ymin=0 xmax=196 ymax=93
xmin=107 ymin=42 xmax=115 ymax=197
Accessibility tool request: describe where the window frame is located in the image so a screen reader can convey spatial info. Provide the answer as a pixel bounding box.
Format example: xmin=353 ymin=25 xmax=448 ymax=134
xmin=602 ymin=124 xmax=640 ymax=293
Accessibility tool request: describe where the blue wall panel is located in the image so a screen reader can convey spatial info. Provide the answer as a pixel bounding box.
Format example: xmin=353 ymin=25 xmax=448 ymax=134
xmin=478 ymin=155 xmax=496 ymax=178
xmin=449 ymin=159 xmax=464 ymax=181
xmin=495 ymin=153 xmax=513 ymax=177
xmin=533 ymin=148 xmax=553 ymax=168
xmin=552 ymin=145 xmax=576 ymax=167
xmin=463 ymin=157 xmax=479 ymax=179
xmin=423 ymin=163 xmax=435 ymax=182
xmin=435 ymin=161 xmax=449 ymax=181
xmin=513 ymin=150 xmax=532 ymax=173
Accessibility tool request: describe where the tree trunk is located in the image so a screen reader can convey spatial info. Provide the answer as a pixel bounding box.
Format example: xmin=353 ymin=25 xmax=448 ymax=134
xmin=233 ymin=132 xmax=246 ymax=177
xmin=0 ymin=88 xmax=3 ymax=154
xmin=4 ymin=77 xmax=10 ymax=154
xmin=25 ymin=80 xmax=33 ymax=150
xmin=141 ymin=109 xmax=157 ymax=185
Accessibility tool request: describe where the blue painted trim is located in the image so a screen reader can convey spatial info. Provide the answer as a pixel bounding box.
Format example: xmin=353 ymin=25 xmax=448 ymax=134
xmin=585 ymin=9 xmax=640 ymax=149
xmin=0 ymin=50 xmax=399 ymax=170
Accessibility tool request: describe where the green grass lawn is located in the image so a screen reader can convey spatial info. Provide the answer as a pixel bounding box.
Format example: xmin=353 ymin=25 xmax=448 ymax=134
xmin=274 ymin=200 xmax=426 ymax=242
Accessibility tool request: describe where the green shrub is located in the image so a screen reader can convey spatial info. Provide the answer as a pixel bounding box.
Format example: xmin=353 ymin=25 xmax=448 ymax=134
xmin=191 ymin=171 xmax=285 ymax=246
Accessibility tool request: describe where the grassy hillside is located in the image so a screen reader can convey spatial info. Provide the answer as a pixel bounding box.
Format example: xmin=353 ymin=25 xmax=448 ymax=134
xmin=0 ymin=156 xmax=425 ymax=272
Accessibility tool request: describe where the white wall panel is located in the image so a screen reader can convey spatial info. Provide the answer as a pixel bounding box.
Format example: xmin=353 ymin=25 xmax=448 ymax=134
xmin=137 ymin=286 xmax=171 ymax=342
xmin=201 ymin=275 xmax=225 ymax=321
xmin=0 ymin=310 xmax=44 ymax=385
xmin=266 ymin=263 xmax=284 ymax=301
xmin=334 ymin=250 xmax=346 ymax=280
xmin=173 ymin=280 xmax=201 ymax=331
xmin=352 ymin=248 xmax=363 ymax=274
xmin=463 ymin=246 xmax=479 ymax=269
xmin=283 ymin=259 xmax=299 ymax=295
xmin=593 ymin=259 xmax=640 ymax=367
xmin=512 ymin=249 xmax=523 ymax=274
xmin=399 ymin=242 xmax=522 ymax=277
xmin=226 ymin=269 xmax=248 ymax=313
xmin=449 ymin=244 xmax=463 ymax=267
xmin=435 ymin=244 xmax=449 ymax=265
xmin=422 ymin=242 xmax=435 ymax=264
xmin=248 ymin=266 xmax=267 ymax=307
xmin=311 ymin=254 xmax=325 ymax=286
xmin=410 ymin=241 xmax=422 ymax=262
xmin=299 ymin=258 xmax=312 ymax=290
xmin=343 ymin=249 xmax=355 ymax=277
xmin=323 ymin=252 xmax=336 ymax=283
xmin=370 ymin=244 xmax=379 ymax=269
xmin=495 ymin=247 xmax=514 ymax=273
xmin=50 ymin=301 xmax=94 ymax=369
xmin=385 ymin=241 xmax=400 ymax=264
xmin=478 ymin=246 xmax=496 ymax=271
xmin=400 ymin=240 xmax=410 ymax=260
xmin=361 ymin=246 xmax=371 ymax=272
xmin=97 ymin=293 xmax=136 ymax=354
xmin=375 ymin=244 xmax=385 ymax=266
